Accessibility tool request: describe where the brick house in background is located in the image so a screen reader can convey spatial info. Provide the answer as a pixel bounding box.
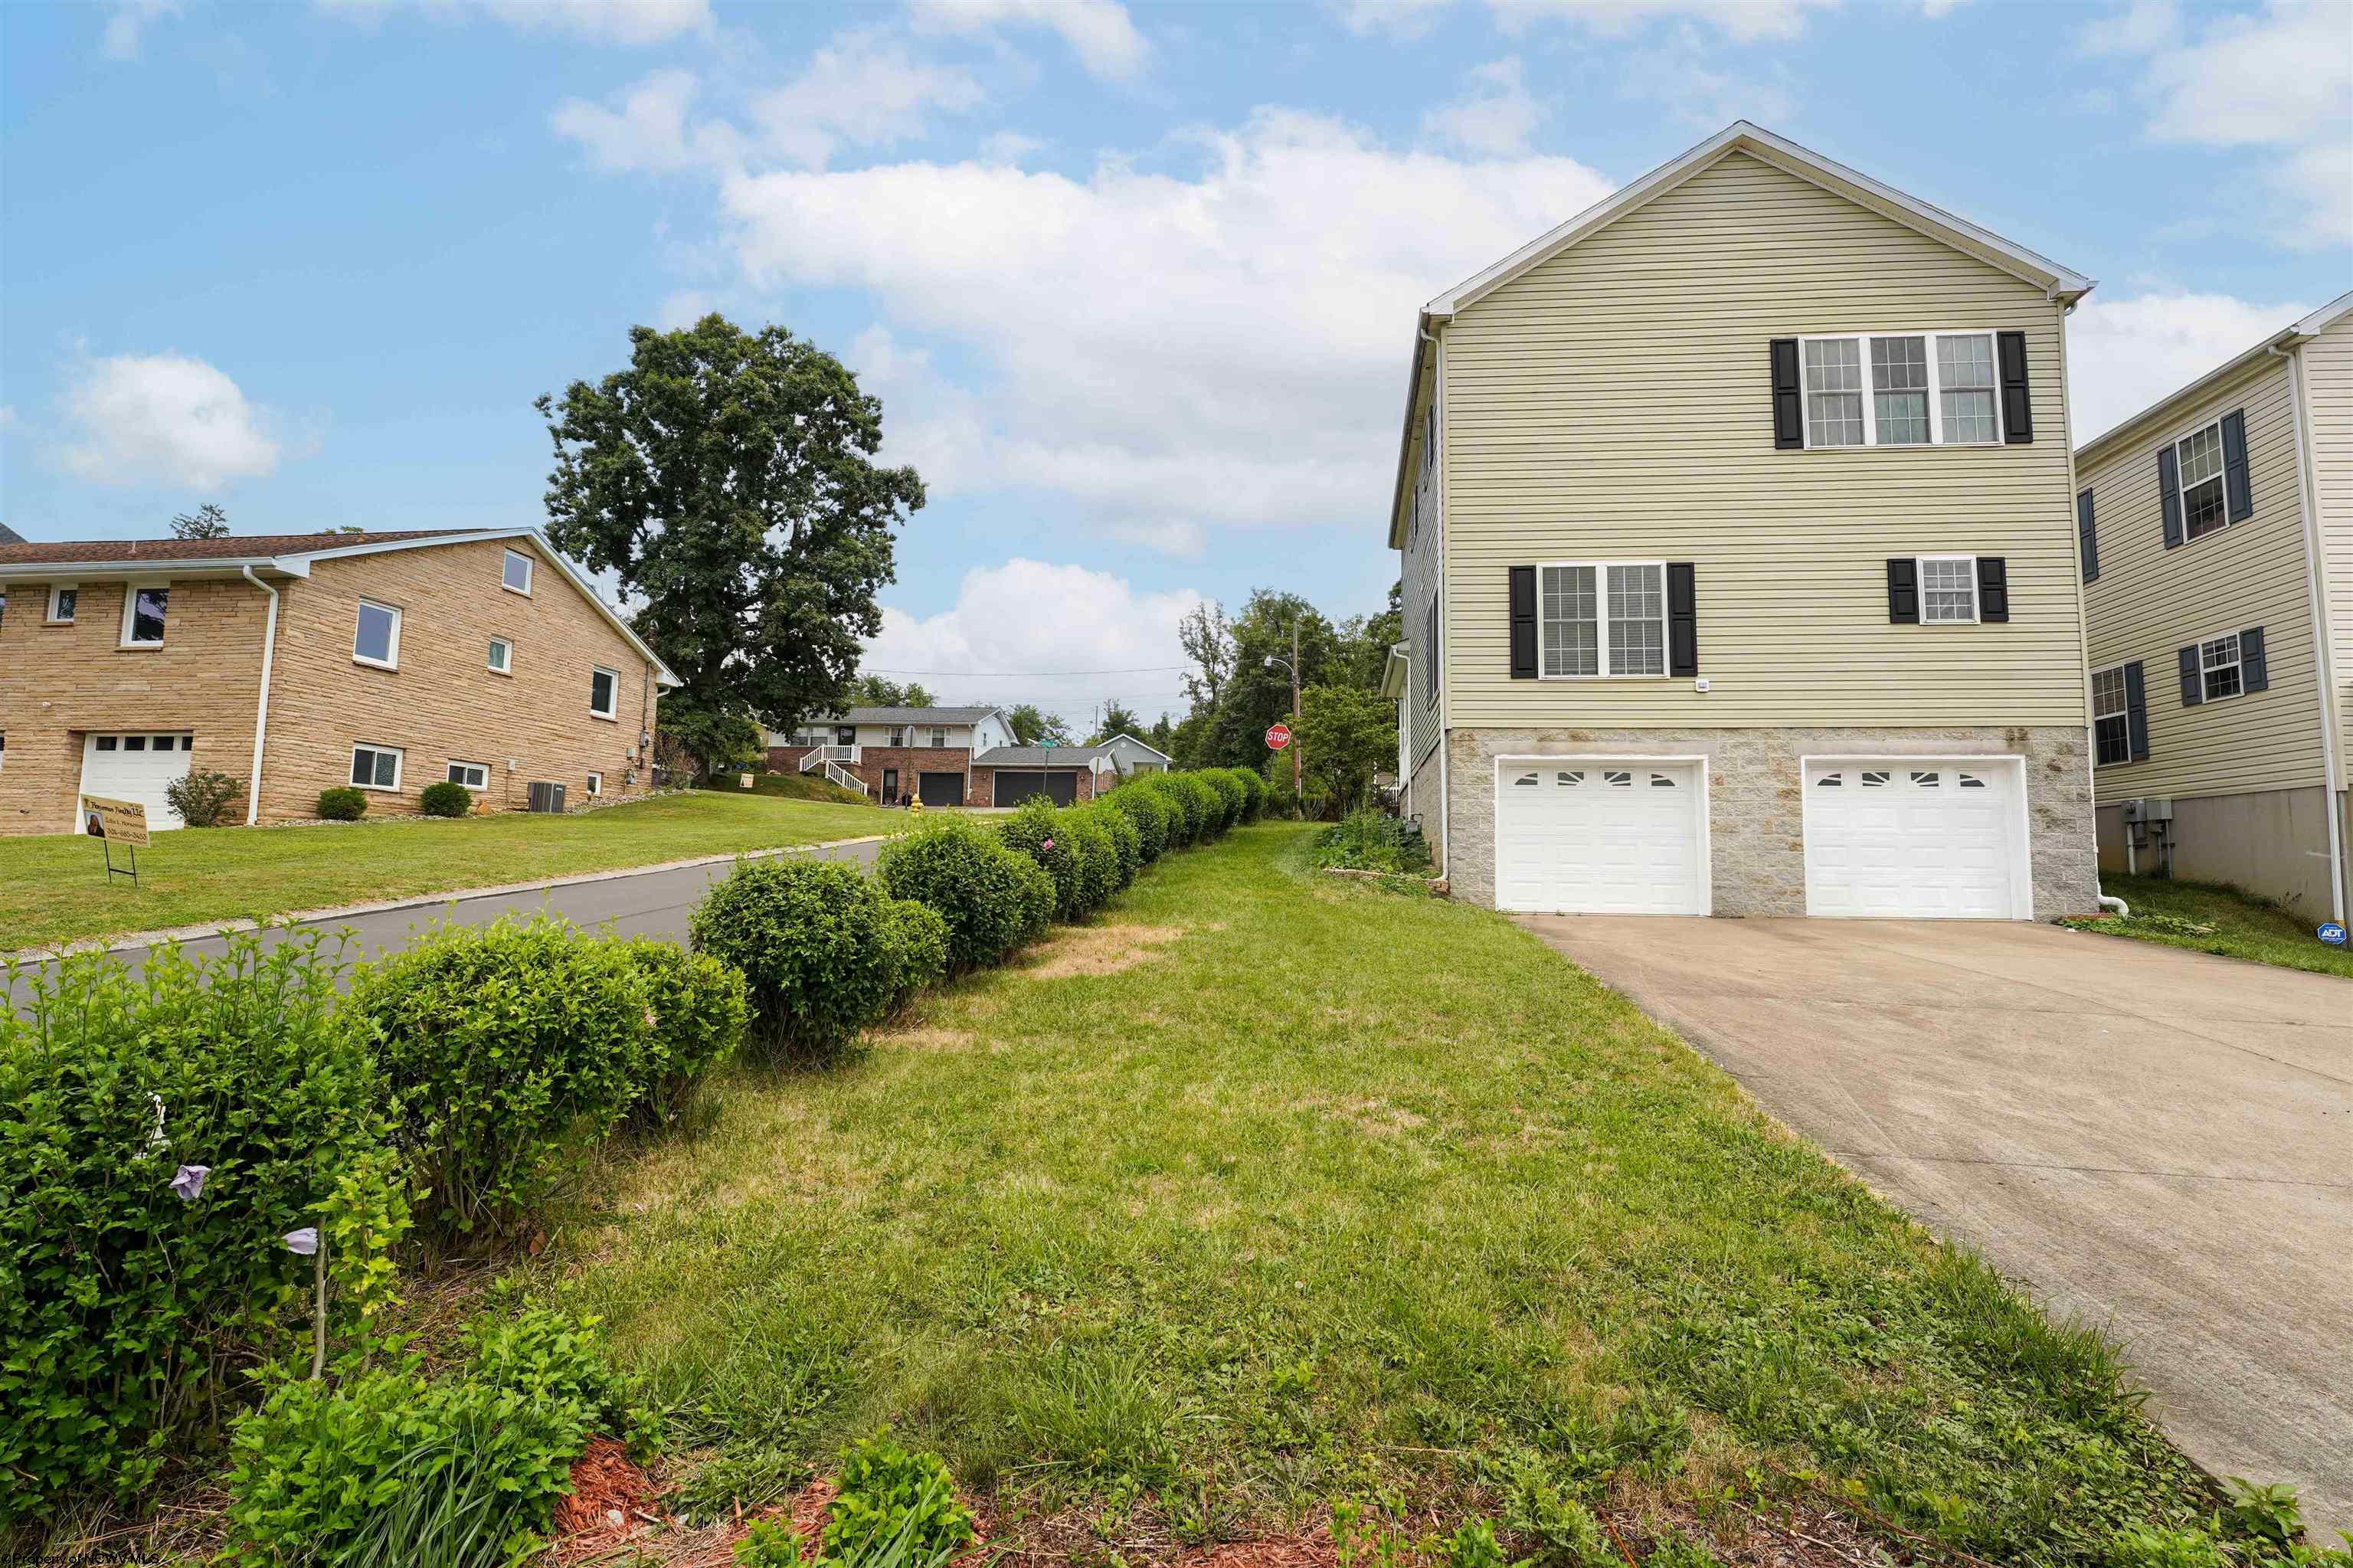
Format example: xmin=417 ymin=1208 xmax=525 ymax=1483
xmin=767 ymin=706 xmax=1115 ymax=806
xmin=0 ymin=528 xmax=677 ymax=836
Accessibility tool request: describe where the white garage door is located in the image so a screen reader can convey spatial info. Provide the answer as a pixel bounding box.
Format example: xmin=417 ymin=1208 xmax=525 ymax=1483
xmin=1803 ymin=761 xmax=2024 ymax=918
xmin=80 ymin=732 xmax=197 ymax=832
xmin=1495 ymin=761 xmax=1707 ymax=914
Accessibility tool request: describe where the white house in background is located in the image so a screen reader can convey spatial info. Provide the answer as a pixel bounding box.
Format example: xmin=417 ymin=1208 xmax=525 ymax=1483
xmin=1094 ymin=733 xmax=1173 ymax=777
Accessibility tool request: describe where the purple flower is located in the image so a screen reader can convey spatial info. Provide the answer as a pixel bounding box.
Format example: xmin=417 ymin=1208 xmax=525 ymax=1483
xmin=281 ymin=1227 xmax=319 ymax=1256
xmin=169 ymin=1165 xmax=210 ymax=1203
xmin=1041 ymin=839 xmax=1055 ymax=852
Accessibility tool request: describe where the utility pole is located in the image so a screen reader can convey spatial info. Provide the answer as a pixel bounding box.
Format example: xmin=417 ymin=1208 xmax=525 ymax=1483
xmin=1289 ymin=618 xmax=1302 ymax=801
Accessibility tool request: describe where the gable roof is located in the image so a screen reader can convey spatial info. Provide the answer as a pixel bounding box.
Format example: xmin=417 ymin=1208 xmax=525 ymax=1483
xmin=2076 ymin=288 xmax=2353 ymax=463
xmin=1389 ymin=121 xmax=2096 ymax=546
xmin=0 ymin=522 xmax=23 ymax=545
xmin=976 ymin=745 xmax=1114 ymax=768
xmin=822 ymin=705 xmax=1003 ymax=726
xmin=1095 ymin=732 xmax=1173 ymax=761
xmin=0 ymin=525 xmax=679 ymax=686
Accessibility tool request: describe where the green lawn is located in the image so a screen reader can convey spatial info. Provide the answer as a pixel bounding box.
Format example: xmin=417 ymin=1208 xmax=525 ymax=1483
xmin=0 ymin=791 xmax=902 ymax=954
xmin=2068 ymin=873 xmax=2353 ymax=980
xmin=546 ymin=823 xmax=2233 ymax=1565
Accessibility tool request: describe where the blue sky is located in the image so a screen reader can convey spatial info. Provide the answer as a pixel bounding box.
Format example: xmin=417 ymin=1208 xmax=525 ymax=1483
xmin=5 ymin=0 xmax=2348 ymax=724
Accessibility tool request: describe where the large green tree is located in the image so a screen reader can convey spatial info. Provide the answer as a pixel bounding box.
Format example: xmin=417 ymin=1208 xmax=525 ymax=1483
xmin=847 ymin=676 xmax=937 ymax=708
xmin=1292 ymin=683 xmax=1397 ymax=817
xmin=1085 ymin=701 xmax=1144 ymax=743
xmin=1004 ymin=703 xmax=1074 ymax=747
xmin=536 ymin=316 xmax=925 ymax=766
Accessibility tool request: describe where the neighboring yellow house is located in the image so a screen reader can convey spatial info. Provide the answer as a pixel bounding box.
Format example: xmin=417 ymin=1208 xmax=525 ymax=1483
xmin=2075 ymin=291 xmax=2353 ymax=924
xmin=1392 ymin=122 xmax=2101 ymax=919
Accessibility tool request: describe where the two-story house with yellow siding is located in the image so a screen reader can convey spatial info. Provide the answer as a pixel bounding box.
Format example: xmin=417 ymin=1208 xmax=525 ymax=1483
xmin=2075 ymin=291 xmax=2353 ymax=925
xmin=1391 ymin=123 xmax=2102 ymax=920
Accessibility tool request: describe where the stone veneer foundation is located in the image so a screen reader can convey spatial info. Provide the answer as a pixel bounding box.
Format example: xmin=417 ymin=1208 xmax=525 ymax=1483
xmin=1437 ymin=725 xmax=2100 ymax=918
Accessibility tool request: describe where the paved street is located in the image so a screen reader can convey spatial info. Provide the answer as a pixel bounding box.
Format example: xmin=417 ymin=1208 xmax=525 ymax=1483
xmin=1517 ymin=914 xmax=2353 ymax=1534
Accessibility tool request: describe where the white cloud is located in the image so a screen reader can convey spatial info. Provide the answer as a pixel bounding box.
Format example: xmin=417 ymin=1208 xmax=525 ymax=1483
xmin=655 ymin=287 xmax=718 ymax=328
xmin=863 ymin=558 xmax=1206 ymax=728
xmin=750 ymin=28 xmax=985 ymax=169
xmin=979 ymin=129 xmax=1044 ymax=165
xmin=2066 ymin=291 xmax=2309 ymax=445
xmin=1339 ymin=0 xmax=1455 ymax=38
xmin=906 ymin=0 xmax=1147 ymax=80
xmin=551 ymin=69 xmax=744 ymax=173
xmin=1615 ymin=26 xmax=1795 ymax=125
xmin=1490 ymin=0 xmax=1838 ymax=43
xmin=316 ymin=0 xmax=712 ymax=46
xmin=704 ymin=109 xmax=1612 ymax=552
xmin=2083 ymin=0 xmax=2352 ymax=248
xmin=1422 ymin=57 xmax=1546 ymax=155
xmin=63 ymin=352 xmax=282 ymax=489
xmin=102 ymin=0 xmax=182 ymax=60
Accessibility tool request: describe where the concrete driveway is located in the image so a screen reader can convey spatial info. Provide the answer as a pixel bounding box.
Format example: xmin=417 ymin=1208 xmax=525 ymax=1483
xmin=1515 ymin=915 xmax=2352 ymax=1535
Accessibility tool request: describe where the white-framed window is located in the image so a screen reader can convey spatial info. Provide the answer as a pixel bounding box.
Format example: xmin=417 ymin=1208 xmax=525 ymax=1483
xmin=2173 ymin=421 xmax=2230 ymax=541
xmin=2092 ymin=665 xmax=2132 ymax=766
xmin=502 ymin=548 xmax=534 ymax=595
xmin=586 ymin=771 xmax=604 ymax=797
xmin=1918 ymin=555 xmax=1978 ymax=624
xmin=2197 ymin=632 xmax=2243 ymax=702
xmin=1800 ymin=331 xmax=2002 ymax=448
xmin=353 ymin=599 xmax=401 ymax=669
xmin=887 ymin=725 xmax=908 ymax=746
xmin=487 ymin=637 xmax=512 ymax=673
xmin=47 ymin=584 xmax=77 ymax=624
xmin=120 ymin=583 xmax=169 ymax=647
xmin=350 ymin=743 xmax=403 ymax=791
xmin=928 ymin=727 xmax=947 ymax=748
xmin=1537 ymin=560 xmax=1667 ymax=677
xmin=446 ymin=760 xmax=489 ymax=790
xmin=590 ymin=666 xmax=619 ymax=719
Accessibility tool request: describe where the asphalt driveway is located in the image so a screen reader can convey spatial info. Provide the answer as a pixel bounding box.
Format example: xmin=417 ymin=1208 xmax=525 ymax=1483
xmin=1515 ymin=915 xmax=2352 ymax=1536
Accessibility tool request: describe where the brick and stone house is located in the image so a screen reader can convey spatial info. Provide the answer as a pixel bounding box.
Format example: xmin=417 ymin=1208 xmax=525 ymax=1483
xmin=0 ymin=527 xmax=677 ymax=835
xmin=767 ymin=706 xmax=1114 ymax=807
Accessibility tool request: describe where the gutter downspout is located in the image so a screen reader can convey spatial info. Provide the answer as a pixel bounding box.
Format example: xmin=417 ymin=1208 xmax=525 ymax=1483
xmin=2279 ymin=341 xmax=2348 ymax=925
xmin=2056 ymin=292 xmax=2098 ymax=915
xmin=1422 ymin=320 xmax=1450 ymax=882
xmin=240 ymin=566 xmax=280 ymax=827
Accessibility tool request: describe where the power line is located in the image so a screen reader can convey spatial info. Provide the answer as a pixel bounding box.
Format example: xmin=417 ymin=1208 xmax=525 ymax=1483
xmin=862 ymin=664 xmax=1187 ymax=678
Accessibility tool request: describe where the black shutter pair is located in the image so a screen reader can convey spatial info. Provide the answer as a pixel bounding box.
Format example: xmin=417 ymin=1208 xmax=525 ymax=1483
xmin=1886 ymin=558 xmax=2009 ymax=623
xmin=1425 ymin=593 xmax=1440 ymax=701
xmin=1773 ymin=332 xmax=2031 ymax=447
xmin=2159 ymin=408 xmax=2253 ymax=549
xmin=2077 ymin=490 xmax=2099 ymax=582
xmin=2121 ymin=661 xmax=2151 ymax=762
xmin=2177 ymin=625 xmax=2267 ymax=705
xmin=1508 ymin=565 xmax=1697 ymax=678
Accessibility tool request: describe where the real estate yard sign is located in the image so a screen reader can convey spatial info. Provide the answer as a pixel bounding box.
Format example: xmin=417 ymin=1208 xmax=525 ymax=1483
xmin=85 ymin=794 xmax=149 ymax=885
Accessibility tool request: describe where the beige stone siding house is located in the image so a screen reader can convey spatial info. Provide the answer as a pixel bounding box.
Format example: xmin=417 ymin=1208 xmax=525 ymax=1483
xmin=0 ymin=528 xmax=676 ymax=836
xmin=766 ymin=707 xmax=1114 ymax=806
xmin=1393 ymin=122 xmax=2102 ymax=919
xmin=2074 ymin=291 xmax=2353 ymax=922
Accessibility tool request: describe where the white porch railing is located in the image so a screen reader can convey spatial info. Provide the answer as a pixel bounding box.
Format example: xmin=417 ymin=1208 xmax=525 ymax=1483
xmin=798 ymin=744 xmax=861 ymax=770
xmin=822 ymin=761 xmax=869 ymax=796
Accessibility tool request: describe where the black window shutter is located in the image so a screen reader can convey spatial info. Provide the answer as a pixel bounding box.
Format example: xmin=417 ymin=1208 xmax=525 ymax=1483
xmin=2220 ymin=408 xmax=2253 ymax=521
xmin=1997 ymin=330 xmax=2033 ymax=444
xmin=2158 ymin=444 xmax=2184 ymax=548
xmin=2178 ymin=644 xmax=2202 ymax=706
xmin=2240 ymin=625 xmax=2268 ymax=692
xmin=2077 ymin=489 xmax=2099 ymax=582
xmin=1976 ymin=557 xmax=2010 ymax=622
xmin=1425 ymin=594 xmax=1440 ymax=700
xmin=1666 ymin=562 xmax=1697 ymax=676
xmin=1507 ymin=566 xmax=1536 ymax=679
xmin=1886 ymin=558 xmax=1919 ymax=624
xmin=1769 ymin=338 xmax=1803 ymax=449
xmin=2123 ymin=660 xmax=2149 ymax=761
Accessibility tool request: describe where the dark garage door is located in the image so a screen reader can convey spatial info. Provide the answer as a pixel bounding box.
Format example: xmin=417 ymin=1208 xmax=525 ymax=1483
xmin=994 ymin=771 xmax=1077 ymax=807
xmin=918 ymin=771 xmax=964 ymax=807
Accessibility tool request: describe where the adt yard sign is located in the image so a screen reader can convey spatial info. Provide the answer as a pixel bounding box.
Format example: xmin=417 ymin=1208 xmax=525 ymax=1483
xmin=1265 ymin=723 xmax=1291 ymax=751
xmin=2321 ymin=921 xmax=2348 ymax=948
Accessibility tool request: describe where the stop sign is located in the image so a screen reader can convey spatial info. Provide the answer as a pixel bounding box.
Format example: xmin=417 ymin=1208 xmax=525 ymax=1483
xmin=1265 ymin=723 xmax=1291 ymax=751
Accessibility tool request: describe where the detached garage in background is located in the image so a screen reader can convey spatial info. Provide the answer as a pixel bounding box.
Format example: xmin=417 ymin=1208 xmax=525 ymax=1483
xmin=971 ymin=745 xmax=1114 ymax=807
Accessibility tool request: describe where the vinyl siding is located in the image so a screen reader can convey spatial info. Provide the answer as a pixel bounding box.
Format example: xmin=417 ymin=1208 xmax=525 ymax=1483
xmin=2078 ymin=355 xmax=2322 ymax=800
xmin=1438 ymin=149 xmax=2086 ymax=729
xmin=1401 ymin=372 xmax=1445 ymax=769
xmin=2306 ymin=315 xmax=2353 ymax=777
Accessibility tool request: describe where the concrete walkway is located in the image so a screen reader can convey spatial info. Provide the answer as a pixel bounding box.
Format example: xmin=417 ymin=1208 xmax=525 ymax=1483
xmin=1515 ymin=915 xmax=2352 ymax=1534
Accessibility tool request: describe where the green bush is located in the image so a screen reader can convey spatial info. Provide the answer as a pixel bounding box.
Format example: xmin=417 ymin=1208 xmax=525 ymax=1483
xmin=226 ymin=1301 xmax=653 ymax=1567
xmin=1087 ymin=804 xmax=1141 ymax=890
xmin=689 ymin=858 xmax=921 ymax=1057
xmin=880 ymin=898 xmax=950 ymax=1013
xmin=1105 ymin=784 xmax=1171 ymax=865
xmin=350 ymin=914 xmax=653 ymax=1239
xmin=1232 ymin=767 xmax=1268 ymax=823
xmin=0 ymin=931 xmax=385 ymax=1516
xmin=1132 ymin=776 xmax=1195 ymax=848
xmin=418 ymin=780 xmax=474 ymax=817
xmin=1166 ymin=774 xmax=1219 ymax=844
xmin=997 ymin=798 xmax=1088 ymax=921
xmin=1312 ymin=812 xmax=1431 ymax=875
xmin=738 ymin=1520 xmax=806 ymax=1567
xmin=875 ymin=817 xmax=1055 ymax=971
xmin=1199 ymin=769 xmax=1246 ymax=833
xmin=820 ymin=1432 xmax=976 ymax=1568
xmin=316 ymin=786 xmax=367 ymax=821
xmin=165 ymin=768 xmax=244 ymax=827
xmin=622 ymin=939 xmax=749 ymax=1128
xmin=1061 ymin=809 xmax=1118 ymax=913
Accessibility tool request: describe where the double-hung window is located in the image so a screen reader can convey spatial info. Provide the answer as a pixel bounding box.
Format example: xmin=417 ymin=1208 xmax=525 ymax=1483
xmin=1919 ymin=556 xmax=1978 ymax=624
xmin=1538 ymin=561 xmax=1667 ymax=677
xmin=2198 ymin=633 xmax=2242 ymax=702
xmin=928 ymin=728 xmax=947 ymax=748
xmin=1802 ymin=331 xmax=2001 ymax=447
xmin=2091 ymin=666 xmax=2132 ymax=766
xmin=353 ymin=599 xmax=401 ymax=669
xmin=887 ymin=725 xmax=908 ymax=747
xmin=2174 ymin=421 xmax=2229 ymax=540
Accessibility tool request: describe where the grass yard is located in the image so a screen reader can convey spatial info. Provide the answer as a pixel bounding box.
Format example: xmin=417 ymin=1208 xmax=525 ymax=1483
xmin=546 ymin=822 xmax=2227 ymax=1566
xmin=2073 ymin=873 xmax=2353 ymax=980
xmin=0 ymin=791 xmax=901 ymax=954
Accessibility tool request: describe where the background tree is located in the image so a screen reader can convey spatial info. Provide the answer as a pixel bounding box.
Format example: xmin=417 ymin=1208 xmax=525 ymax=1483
xmin=1291 ymin=683 xmax=1396 ymax=817
xmin=169 ymin=503 xmax=230 ymax=540
xmin=1004 ymin=703 xmax=1075 ymax=747
xmin=1085 ymin=701 xmax=1143 ymax=742
xmin=1206 ymin=590 xmax=1341 ymax=771
xmin=1177 ymin=602 xmax=1234 ymax=712
xmin=847 ymin=675 xmax=937 ymax=707
xmin=536 ymin=314 xmax=924 ymax=774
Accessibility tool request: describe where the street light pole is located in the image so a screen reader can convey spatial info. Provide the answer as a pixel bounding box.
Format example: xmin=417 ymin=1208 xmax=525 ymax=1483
xmin=1266 ymin=624 xmax=1304 ymax=812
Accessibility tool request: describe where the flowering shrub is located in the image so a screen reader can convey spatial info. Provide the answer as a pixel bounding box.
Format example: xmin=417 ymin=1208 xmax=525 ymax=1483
xmin=621 ymin=939 xmax=749 ymax=1128
xmin=875 ymin=818 xmax=1054 ymax=971
xmin=997 ymin=797 xmax=1088 ymax=921
xmin=0 ymin=932 xmax=386 ymax=1517
xmin=690 ymin=858 xmax=931 ymax=1058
